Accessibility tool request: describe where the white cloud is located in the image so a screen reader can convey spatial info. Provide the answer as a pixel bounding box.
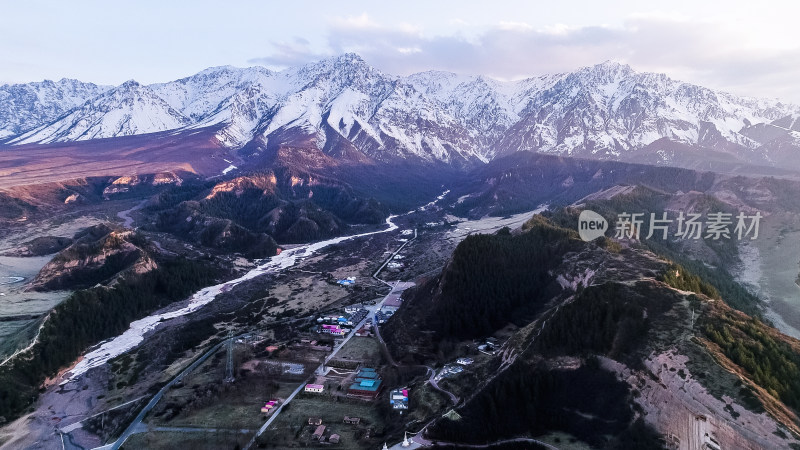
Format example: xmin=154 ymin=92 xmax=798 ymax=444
xmin=250 ymin=13 xmax=800 ymax=103
xmin=498 ymin=21 xmax=534 ymax=31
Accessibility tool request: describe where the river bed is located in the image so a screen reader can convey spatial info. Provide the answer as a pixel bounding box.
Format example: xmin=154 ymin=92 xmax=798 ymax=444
xmin=735 ymin=213 xmax=800 ymax=339
xmin=64 ymin=215 xmax=401 ymax=382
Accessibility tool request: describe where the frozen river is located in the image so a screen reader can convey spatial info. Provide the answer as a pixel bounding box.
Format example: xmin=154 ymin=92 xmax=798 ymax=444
xmin=64 ymin=215 xmax=400 ymax=382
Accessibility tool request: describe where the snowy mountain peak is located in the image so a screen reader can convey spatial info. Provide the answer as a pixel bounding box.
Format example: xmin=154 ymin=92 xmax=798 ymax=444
xmin=3 ymin=54 xmax=799 ymax=169
xmin=10 ymin=80 xmax=189 ymax=145
xmin=589 ymin=60 xmax=633 ymax=74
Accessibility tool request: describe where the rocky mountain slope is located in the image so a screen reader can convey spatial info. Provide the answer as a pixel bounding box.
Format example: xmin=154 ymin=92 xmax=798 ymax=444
xmin=386 ymin=212 xmax=800 ymax=449
xmin=10 ymin=80 xmax=189 ymax=144
xmin=3 ymin=55 xmax=798 ymax=171
xmin=27 ymin=224 xmax=156 ymax=291
xmin=0 ymin=78 xmax=110 ymax=140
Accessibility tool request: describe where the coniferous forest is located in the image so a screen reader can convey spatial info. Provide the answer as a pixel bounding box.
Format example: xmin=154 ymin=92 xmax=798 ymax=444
xmin=703 ymin=314 xmax=800 ymax=410
xmin=428 ymin=360 xmax=665 ymax=449
xmin=0 ymin=258 xmax=219 ymax=422
xmin=424 ymin=216 xmax=581 ymax=339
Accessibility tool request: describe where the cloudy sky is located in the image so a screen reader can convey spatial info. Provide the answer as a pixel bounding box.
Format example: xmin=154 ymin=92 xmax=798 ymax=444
xmin=2 ymin=0 xmax=799 ymax=102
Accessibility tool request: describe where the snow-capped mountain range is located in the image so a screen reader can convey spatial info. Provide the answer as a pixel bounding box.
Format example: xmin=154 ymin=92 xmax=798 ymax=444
xmin=2 ymin=54 xmax=799 ymax=168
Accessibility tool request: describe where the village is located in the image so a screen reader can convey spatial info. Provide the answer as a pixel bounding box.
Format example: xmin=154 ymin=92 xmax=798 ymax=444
xmin=115 ymin=228 xmax=510 ymax=450
xmin=247 ymin=285 xmax=414 ymax=448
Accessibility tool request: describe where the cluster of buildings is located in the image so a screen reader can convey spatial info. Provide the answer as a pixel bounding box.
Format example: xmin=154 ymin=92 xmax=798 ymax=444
xmin=317 ymin=305 xmax=370 ymax=334
xmin=260 ymin=399 xmax=279 ymax=413
xmin=375 ymin=295 xmax=403 ymax=324
xmin=436 ymin=364 xmax=464 ymax=381
xmin=387 ymin=252 xmax=407 ymax=270
xmin=306 ymin=416 xmax=363 ymax=445
xmin=347 ymin=367 xmax=383 ymax=399
xmin=435 ymin=357 xmax=474 ymax=381
xmin=310 ymin=422 xmax=340 ymax=443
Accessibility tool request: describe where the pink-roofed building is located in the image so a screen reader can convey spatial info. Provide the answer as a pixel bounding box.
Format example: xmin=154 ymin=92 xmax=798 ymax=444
xmin=321 ymin=324 xmax=345 ymax=335
xmin=260 ymin=400 xmax=277 ymax=413
xmin=305 ymin=383 xmax=324 ymax=393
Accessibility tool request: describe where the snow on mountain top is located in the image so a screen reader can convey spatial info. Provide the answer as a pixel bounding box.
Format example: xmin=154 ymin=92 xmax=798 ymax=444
xmin=10 ymin=80 xmax=189 ymax=144
xmin=4 ymin=54 xmax=800 ymax=168
xmin=0 ymin=78 xmax=112 ymax=140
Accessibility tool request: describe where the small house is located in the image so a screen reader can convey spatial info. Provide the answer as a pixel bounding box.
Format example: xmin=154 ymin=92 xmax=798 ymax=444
xmin=312 ymin=425 xmax=326 ymax=440
xmin=308 ymin=417 xmax=323 ymax=426
xmin=260 ymin=400 xmax=277 ymax=413
xmin=305 ymin=383 xmax=324 ymax=393
xmin=344 ymin=303 xmax=364 ymax=314
xmin=343 ymin=416 xmax=361 ymax=425
xmin=329 ymin=434 xmax=341 ymax=444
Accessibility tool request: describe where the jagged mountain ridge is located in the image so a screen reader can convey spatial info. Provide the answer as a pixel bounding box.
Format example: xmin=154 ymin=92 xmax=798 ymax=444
xmin=3 ymin=54 xmax=799 ymax=168
xmin=0 ymin=78 xmax=110 ymax=140
xmin=10 ymin=80 xmax=190 ymax=144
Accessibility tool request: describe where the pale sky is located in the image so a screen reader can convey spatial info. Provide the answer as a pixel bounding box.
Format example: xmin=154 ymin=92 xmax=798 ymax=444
xmin=2 ymin=0 xmax=799 ymax=102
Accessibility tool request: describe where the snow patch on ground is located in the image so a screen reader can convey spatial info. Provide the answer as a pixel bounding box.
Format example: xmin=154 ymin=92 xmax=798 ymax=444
xmin=556 ymin=268 xmax=596 ymax=291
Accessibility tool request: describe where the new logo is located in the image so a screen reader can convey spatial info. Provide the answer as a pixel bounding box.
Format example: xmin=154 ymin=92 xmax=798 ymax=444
xmin=578 ymin=210 xmax=608 ymax=242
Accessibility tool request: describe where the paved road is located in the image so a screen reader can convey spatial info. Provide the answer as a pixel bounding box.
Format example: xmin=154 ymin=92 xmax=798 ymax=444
xmin=426 ymin=437 xmax=560 ymax=449
xmin=149 ymin=426 xmax=253 ymax=434
xmin=96 ymin=335 xmax=242 ymax=450
xmin=59 ymin=396 xmax=148 ymax=434
xmin=368 ymin=233 xmax=461 ymax=408
xmin=372 ymin=228 xmax=416 ymax=285
xmin=243 ymin=281 xmax=415 ymax=450
xmin=427 ymin=368 xmax=459 ymax=405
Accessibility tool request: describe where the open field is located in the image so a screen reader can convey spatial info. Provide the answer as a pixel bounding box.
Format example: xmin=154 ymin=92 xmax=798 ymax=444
xmin=268 ymin=274 xmax=350 ymax=315
xmin=148 ymin=348 xmax=308 ymax=430
xmin=334 ymin=336 xmax=382 ymax=364
xmin=258 ymin=396 xmax=386 ymax=449
xmin=121 ymin=429 xmax=251 ymax=450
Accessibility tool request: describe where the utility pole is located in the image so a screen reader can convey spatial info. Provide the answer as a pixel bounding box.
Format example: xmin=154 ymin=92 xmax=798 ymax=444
xmin=224 ymin=330 xmax=235 ymax=383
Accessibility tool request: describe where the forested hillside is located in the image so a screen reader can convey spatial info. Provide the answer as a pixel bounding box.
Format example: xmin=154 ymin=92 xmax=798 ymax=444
xmin=383 ymin=216 xmax=582 ymax=362
xmin=428 ymin=360 xmax=665 ymax=449
xmin=0 ymin=251 xmax=222 ymax=422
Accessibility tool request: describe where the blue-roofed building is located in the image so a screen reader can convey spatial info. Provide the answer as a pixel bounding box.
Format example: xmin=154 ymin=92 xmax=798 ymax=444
xmin=347 ymin=367 xmax=382 ymax=398
xmin=356 ymin=368 xmax=379 ymax=379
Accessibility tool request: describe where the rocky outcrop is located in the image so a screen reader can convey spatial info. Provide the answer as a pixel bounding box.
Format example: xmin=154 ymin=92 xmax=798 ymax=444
xmin=27 ymin=224 xmax=156 ymax=291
